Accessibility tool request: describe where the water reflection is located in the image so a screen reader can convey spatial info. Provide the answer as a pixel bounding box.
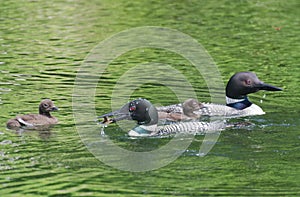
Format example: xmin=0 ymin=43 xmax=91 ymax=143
xmin=12 ymin=128 xmax=54 ymax=140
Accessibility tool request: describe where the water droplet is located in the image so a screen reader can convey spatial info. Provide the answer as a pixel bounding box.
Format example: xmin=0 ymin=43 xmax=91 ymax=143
xmin=100 ymin=124 xmax=106 ymax=136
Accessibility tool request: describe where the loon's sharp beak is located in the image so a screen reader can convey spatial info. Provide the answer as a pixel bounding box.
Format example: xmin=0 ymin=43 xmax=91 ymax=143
xmin=51 ymin=106 xmax=59 ymax=111
xmin=258 ymin=83 xmax=282 ymax=91
xmin=98 ymin=103 xmax=131 ymax=124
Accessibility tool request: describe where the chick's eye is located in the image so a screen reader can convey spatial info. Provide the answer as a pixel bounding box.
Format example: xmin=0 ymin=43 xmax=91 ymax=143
xmin=43 ymin=104 xmax=49 ymax=108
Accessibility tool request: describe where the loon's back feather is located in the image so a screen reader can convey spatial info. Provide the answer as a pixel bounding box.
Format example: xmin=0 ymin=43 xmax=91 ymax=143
xmin=156 ymin=104 xmax=183 ymax=114
xmin=157 ymin=102 xmax=265 ymax=118
xmin=198 ymin=103 xmax=265 ymax=117
xmin=128 ymin=120 xmax=226 ymax=137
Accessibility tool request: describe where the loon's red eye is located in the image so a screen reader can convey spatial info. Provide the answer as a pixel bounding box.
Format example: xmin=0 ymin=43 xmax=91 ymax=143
xmin=245 ymin=79 xmax=251 ymax=85
xmin=129 ymin=105 xmax=136 ymax=112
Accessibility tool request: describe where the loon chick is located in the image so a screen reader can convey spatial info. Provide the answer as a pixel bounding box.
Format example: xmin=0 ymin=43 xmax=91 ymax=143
xmin=157 ymin=98 xmax=204 ymax=121
xmin=99 ymin=98 xmax=225 ymax=136
xmin=6 ymin=99 xmax=58 ymax=130
xmin=157 ymin=72 xmax=282 ymax=117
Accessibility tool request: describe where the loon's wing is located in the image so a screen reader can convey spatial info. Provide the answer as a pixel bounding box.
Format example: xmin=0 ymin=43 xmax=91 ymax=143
xmin=17 ymin=117 xmax=34 ymax=127
xmin=156 ymin=103 xmax=183 ymax=114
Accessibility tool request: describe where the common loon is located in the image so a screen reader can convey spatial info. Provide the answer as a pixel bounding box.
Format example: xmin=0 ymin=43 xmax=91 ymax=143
xmin=99 ymin=72 xmax=282 ymax=136
xmin=157 ymin=72 xmax=282 ymax=117
xmin=6 ymin=99 xmax=58 ymax=130
xmin=100 ymin=98 xmax=226 ymax=136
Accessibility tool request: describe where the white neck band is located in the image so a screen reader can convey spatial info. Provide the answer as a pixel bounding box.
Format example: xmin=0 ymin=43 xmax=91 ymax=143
xmin=226 ymin=96 xmax=246 ymax=105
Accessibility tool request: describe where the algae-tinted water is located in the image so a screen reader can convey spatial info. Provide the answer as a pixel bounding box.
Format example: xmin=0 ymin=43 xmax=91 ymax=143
xmin=0 ymin=0 xmax=299 ymax=196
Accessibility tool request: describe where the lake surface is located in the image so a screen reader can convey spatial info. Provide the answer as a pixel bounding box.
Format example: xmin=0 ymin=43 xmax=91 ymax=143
xmin=1 ymin=0 xmax=299 ymax=196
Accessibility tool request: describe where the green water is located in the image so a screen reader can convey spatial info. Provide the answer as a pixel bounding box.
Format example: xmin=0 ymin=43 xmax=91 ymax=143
xmin=1 ymin=0 xmax=299 ymax=196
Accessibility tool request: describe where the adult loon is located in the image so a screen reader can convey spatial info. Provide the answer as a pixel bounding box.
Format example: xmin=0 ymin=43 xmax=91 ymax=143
xmin=6 ymin=99 xmax=58 ymax=130
xmin=157 ymin=71 xmax=282 ymax=117
xmin=99 ymin=72 xmax=282 ymax=136
xmin=100 ymin=98 xmax=226 ymax=136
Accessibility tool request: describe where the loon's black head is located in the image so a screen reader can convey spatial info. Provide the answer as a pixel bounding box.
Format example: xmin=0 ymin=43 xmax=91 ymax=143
xmin=99 ymin=98 xmax=158 ymax=126
xmin=226 ymin=72 xmax=282 ymax=99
